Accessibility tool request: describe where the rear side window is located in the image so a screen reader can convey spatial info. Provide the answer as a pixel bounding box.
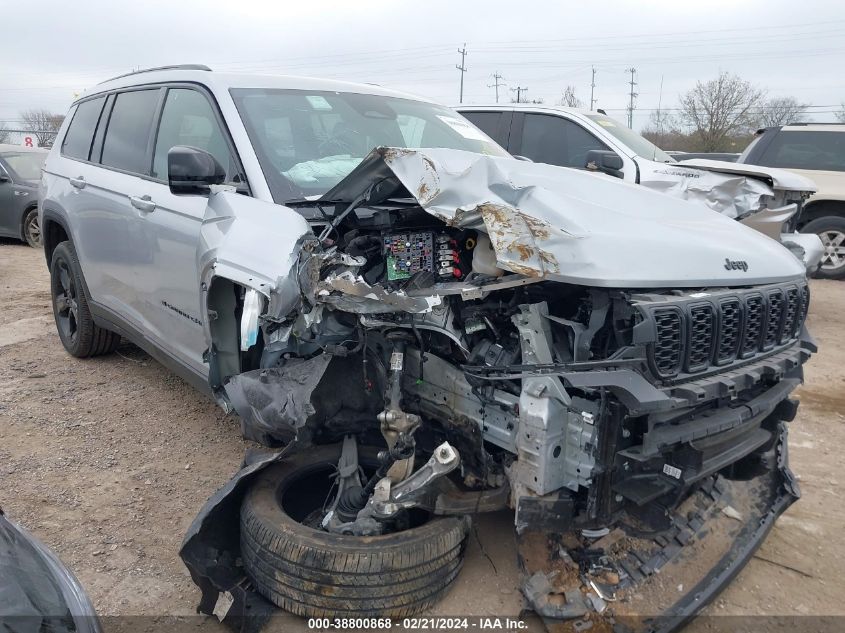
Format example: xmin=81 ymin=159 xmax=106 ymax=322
xmin=61 ymin=96 xmax=106 ymax=161
xmin=101 ymin=89 xmax=161 ymax=175
xmin=757 ymin=130 xmax=845 ymax=172
xmin=519 ymin=114 xmax=611 ymax=169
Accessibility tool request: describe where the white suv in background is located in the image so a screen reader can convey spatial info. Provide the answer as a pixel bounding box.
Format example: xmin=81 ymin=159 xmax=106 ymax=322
xmin=457 ymin=104 xmax=824 ymax=272
xmin=739 ymin=123 xmax=845 ymax=279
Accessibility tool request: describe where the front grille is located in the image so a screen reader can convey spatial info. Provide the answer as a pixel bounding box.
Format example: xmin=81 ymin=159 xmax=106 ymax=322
xmin=647 ymin=282 xmax=807 ymax=380
xmin=780 ymin=287 xmax=801 ymax=344
xmin=652 ymin=309 xmax=682 ymax=377
xmin=687 ymin=305 xmax=714 ymax=372
xmin=717 ymin=299 xmax=742 ymax=363
xmin=741 ymin=294 xmax=764 ymax=358
xmin=763 ymin=290 xmax=784 ymax=350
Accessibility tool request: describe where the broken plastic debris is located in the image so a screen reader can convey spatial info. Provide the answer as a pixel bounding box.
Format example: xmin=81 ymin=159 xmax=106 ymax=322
xmin=722 ymin=505 xmax=743 ymax=521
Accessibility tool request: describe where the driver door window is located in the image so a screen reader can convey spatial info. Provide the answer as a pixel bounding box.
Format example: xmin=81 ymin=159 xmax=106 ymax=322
xmin=152 ymin=88 xmax=236 ymax=181
xmin=518 ymin=114 xmax=612 ymax=169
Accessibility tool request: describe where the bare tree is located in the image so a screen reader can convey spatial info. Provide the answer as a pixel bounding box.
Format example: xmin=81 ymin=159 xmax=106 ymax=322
xmin=758 ymin=97 xmax=807 ymax=127
xmin=19 ymin=109 xmax=65 ymax=148
xmin=0 ymin=124 xmax=10 ymax=144
xmin=837 ymin=103 xmax=845 ymax=123
xmin=557 ymin=85 xmax=582 ymax=108
xmin=641 ymin=109 xmax=686 ymax=150
xmin=678 ymin=73 xmax=765 ymax=152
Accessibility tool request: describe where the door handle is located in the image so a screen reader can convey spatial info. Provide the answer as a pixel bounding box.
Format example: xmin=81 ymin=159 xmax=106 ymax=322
xmin=69 ymin=176 xmax=86 ymax=189
xmin=129 ymin=195 xmax=156 ymax=213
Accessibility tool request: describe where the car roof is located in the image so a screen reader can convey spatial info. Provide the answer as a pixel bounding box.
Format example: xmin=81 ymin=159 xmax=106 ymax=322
xmin=77 ymin=66 xmax=437 ymax=106
xmin=454 ymin=103 xmax=598 ymax=117
xmin=0 ymin=144 xmax=48 ymax=154
xmin=780 ymin=123 xmax=845 ymax=132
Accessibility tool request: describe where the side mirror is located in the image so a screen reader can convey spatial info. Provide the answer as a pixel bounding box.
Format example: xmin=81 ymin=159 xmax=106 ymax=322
xmin=585 ymin=150 xmax=624 ymax=179
xmin=0 ymin=173 xmax=10 ymax=184
xmin=168 ymin=146 xmax=225 ymax=195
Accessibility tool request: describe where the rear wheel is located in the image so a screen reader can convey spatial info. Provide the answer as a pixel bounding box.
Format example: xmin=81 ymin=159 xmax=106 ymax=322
xmin=50 ymin=241 xmax=121 ymax=357
xmin=240 ymin=443 xmax=470 ymax=618
xmin=22 ymin=207 xmax=41 ymax=248
xmin=803 ymin=216 xmax=845 ymax=279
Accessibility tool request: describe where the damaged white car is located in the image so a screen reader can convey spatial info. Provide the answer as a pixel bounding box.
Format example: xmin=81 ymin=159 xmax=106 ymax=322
xmin=40 ymin=66 xmax=815 ymax=630
xmin=457 ymin=104 xmax=825 ymax=273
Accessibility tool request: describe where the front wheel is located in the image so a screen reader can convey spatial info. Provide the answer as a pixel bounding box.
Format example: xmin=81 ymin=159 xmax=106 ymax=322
xmin=23 ymin=207 xmax=41 ymax=248
xmin=240 ymin=443 xmax=470 ymax=618
xmin=803 ymin=216 xmax=845 ymax=279
xmin=50 ymin=241 xmax=121 ymax=357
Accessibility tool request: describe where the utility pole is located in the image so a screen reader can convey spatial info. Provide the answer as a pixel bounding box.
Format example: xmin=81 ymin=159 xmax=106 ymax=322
xmin=456 ymin=44 xmax=468 ymax=103
xmin=511 ymin=86 xmax=527 ymax=103
xmin=590 ymin=66 xmax=597 ymax=111
xmin=625 ymin=67 xmax=638 ymax=128
xmin=488 ymin=72 xmax=505 ymax=103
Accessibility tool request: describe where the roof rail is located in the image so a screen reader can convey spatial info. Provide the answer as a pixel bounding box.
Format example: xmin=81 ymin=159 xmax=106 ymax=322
xmin=784 ymin=122 xmax=845 ymax=126
xmin=98 ymin=64 xmax=211 ymax=85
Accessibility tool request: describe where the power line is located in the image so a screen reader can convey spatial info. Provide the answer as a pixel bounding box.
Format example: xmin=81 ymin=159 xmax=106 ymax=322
xmin=511 ymin=86 xmax=528 ymax=103
xmin=626 ymin=68 xmax=638 ymax=128
xmin=488 ymin=72 xmax=506 ymax=103
xmin=456 ymin=44 xmax=468 ymax=104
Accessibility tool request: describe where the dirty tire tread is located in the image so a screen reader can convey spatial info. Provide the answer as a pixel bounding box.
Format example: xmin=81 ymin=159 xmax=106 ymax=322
xmin=239 ymin=444 xmax=470 ymax=618
xmin=50 ymin=241 xmax=121 ymax=358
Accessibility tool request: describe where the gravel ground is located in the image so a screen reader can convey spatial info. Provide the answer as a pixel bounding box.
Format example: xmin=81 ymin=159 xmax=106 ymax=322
xmin=1 ymin=238 xmax=843 ymax=631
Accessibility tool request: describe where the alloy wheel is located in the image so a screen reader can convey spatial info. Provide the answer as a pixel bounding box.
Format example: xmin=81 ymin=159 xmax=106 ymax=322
xmin=819 ymin=230 xmax=845 ymax=272
xmin=53 ymin=259 xmax=79 ymax=344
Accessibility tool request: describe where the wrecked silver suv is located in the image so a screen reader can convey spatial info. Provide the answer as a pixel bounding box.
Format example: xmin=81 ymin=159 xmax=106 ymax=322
xmin=41 ymin=67 xmax=815 ymax=629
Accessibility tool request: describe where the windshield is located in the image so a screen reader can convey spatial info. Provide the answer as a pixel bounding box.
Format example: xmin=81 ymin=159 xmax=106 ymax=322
xmin=585 ymin=114 xmax=675 ymax=163
xmin=2 ymin=151 xmax=46 ymax=182
xmin=230 ymin=88 xmax=509 ymax=202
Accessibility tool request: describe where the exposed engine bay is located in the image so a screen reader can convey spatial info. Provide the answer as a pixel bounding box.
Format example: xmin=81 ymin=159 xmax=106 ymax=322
xmin=185 ymin=147 xmax=815 ymax=628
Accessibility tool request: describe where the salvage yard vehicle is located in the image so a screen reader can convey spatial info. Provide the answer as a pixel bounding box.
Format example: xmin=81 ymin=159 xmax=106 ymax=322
xmin=457 ymin=105 xmax=824 ymax=273
xmin=0 ymin=144 xmax=47 ymax=247
xmin=738 ymin=123 xmax=845 ymax=279
xmin=40 ymin=66 xmax=815 ymax=629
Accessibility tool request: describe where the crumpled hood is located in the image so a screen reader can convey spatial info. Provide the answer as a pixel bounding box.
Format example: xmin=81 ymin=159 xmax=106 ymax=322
xmin=322 ymin=147 xmax=805 ymax=288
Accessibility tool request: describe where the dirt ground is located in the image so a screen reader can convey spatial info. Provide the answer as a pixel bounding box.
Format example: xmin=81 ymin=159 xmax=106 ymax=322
xmin=1 ymin=238 xmax=843 ymax=631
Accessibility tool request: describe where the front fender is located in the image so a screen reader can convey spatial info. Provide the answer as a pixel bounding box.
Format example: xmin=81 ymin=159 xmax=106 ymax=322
xmin=196 ymin=190 xmax=312 ymax=337
xmin=196 ymin=190 xmax=314 ymax=402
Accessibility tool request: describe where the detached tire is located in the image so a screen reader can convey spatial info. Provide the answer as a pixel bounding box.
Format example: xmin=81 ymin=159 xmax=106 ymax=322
xmin=50 ymin=241 xmax=121 ymax=357
xmin=240 ymin=443 xmax=470 ymax=618
xmin=803 ymin=215 xmax=845 ymax=279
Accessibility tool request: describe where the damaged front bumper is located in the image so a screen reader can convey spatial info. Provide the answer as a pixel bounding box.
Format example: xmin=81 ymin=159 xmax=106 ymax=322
xmin=517 ymin=422 xmax=798 ymax=632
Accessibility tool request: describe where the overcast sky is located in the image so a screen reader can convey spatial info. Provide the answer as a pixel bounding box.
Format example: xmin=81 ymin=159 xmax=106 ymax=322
xmin=1 ymin=0 xmax=844 ymax=131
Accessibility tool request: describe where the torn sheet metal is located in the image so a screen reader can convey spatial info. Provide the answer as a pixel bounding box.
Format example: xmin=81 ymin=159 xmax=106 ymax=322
xmin=637 ymin=160 xmax=772 ymax=219
xmin=198 ymin=190 xmax=312 ymax=314
xmin=674 ymin=158 xmax=817 ymax=194
xmin=322 ymin=147 xmax=804 ymax=288
xmin=317 ymin=270 xmax=442 ymax=313
xmin=224 ymin=355 xmax=332 ymax=445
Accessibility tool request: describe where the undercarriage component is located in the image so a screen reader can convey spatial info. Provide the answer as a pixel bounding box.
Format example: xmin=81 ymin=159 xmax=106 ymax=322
xmin=378 ymin=333 xmax=421 ymax=481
